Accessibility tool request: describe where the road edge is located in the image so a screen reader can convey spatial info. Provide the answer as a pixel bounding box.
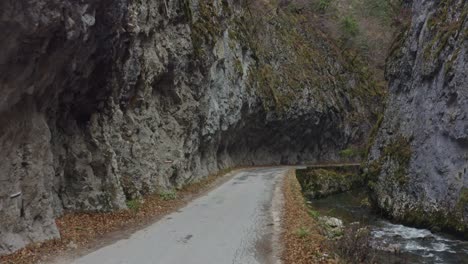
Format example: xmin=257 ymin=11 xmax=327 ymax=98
xmin=280 ymin=169 xmax=338 ymax=263
xmin=271 ymin=168 xmax=287 ymax=264
xmin=1 ymin=167 xmax=244 ymax=264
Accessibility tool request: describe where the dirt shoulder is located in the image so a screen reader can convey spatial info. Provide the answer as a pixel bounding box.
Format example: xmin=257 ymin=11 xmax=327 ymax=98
xmin=280 ymin=170 xmax=338 ymax=264
xmin=0 ymin=168 xmax=241 ymax=264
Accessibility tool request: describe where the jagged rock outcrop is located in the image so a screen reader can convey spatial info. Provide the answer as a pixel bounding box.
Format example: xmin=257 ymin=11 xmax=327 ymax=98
xmin=0 ymin=0 xmax=381 ymax=254
xmin=367 ymin=0 xmax=468 ymax=236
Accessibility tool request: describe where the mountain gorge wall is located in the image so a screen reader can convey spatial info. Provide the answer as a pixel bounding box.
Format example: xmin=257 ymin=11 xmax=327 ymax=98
xmin=0 ymin=0 xmax=381 ymax=255
xmin=367 ymin=0 xmax=468 ymax=236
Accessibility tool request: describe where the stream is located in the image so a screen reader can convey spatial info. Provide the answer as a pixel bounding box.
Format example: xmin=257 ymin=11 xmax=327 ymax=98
xmin=307 ymin=189 xmax=468 ymax=263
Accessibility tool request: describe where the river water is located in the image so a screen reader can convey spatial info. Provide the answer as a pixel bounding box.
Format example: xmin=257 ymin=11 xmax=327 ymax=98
xmin=308 ymin=189 xmax=468 ymax=263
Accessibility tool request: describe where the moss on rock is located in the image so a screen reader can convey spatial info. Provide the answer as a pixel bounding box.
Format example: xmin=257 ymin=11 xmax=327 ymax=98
xmin=382 ymin=136 xmax=412 ymax=186
xmin=296 ymin=166 xmax=364 ymax=199
xmin=190 ymin=0 xmax=224 ymax=58
xmin=365 ymin=134 xmax=411 ymax=191
xmin=239 ymin=4 xmax=384 ymax=114
xmin=384 ymin=202 xmax=468 ymax=239
xmin=422 ymin=0 xmax=467 ymax=75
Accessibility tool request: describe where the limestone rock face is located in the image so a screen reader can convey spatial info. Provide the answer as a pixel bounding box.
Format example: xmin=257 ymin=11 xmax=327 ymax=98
xmin=367 ymin=0 xmax=468 ymax=235
xmin=0 ymin=0 xmax=380 ymax=254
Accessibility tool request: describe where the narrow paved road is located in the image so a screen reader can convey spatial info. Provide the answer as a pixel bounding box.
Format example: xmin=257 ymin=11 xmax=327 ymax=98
xmin=73 ymin=168 xmax=287 ymax=264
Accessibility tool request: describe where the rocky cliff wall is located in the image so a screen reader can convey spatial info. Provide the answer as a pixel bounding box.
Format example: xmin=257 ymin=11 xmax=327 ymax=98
xmin=367 ymin=0 xmax=468 ymax=236
xmin=0 ymin=0 xmax=381 ymax=254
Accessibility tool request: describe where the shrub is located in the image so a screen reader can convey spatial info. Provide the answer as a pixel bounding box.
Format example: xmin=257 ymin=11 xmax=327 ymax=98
xmin=336 ymin=223 xmax=375 ymax=263
xmin=159 ymin=190 xmax=178 ymax=201
xmin=126 ymin=199 xmax=141 ymax=211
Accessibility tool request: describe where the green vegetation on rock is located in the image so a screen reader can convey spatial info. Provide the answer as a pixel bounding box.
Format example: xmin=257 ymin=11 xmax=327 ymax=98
xmin=240 ymin=1 xmax=385 ymax=116
xmin=422 ymin=0 xmax=467 ymax=75
xmin=389 ymin=200 xmax=468 ymax=238
xmin=382 ymin=136 xmax=412 ymax=185
xmin=341 ymin=15 xmax=359 ymax=38
xmin=339 ymin=147 xmax=365 ymax=159
xmin=365 ymin=135 xmax=411 ymax=189
xmin=296 ymin=166 xmax=364 ymax=199
xmin=190 ymin=0 xmax=224 ymax=58
xmin=315 ymin=0 xmax=333 ymax=13
xmin=365 ymin=113 xmax=384 ymax=156
xmin=362 ymin=0 xmax=402 ymax=24
xmin=456 ymin=187 xmax=468 ymax=215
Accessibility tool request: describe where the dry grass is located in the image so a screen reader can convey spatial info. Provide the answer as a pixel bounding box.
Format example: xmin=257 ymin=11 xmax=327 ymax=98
xmin=280 ymin=170 xmax=338 ymax=264
xmin=0 ymin=168 xmax=237 ymax=264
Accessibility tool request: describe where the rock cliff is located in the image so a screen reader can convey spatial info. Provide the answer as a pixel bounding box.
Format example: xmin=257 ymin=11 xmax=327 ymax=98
xmin=367 ymin=0 xmax=468 ymax=236
xmin=0 ymin=0 xmax=381 ymax=254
